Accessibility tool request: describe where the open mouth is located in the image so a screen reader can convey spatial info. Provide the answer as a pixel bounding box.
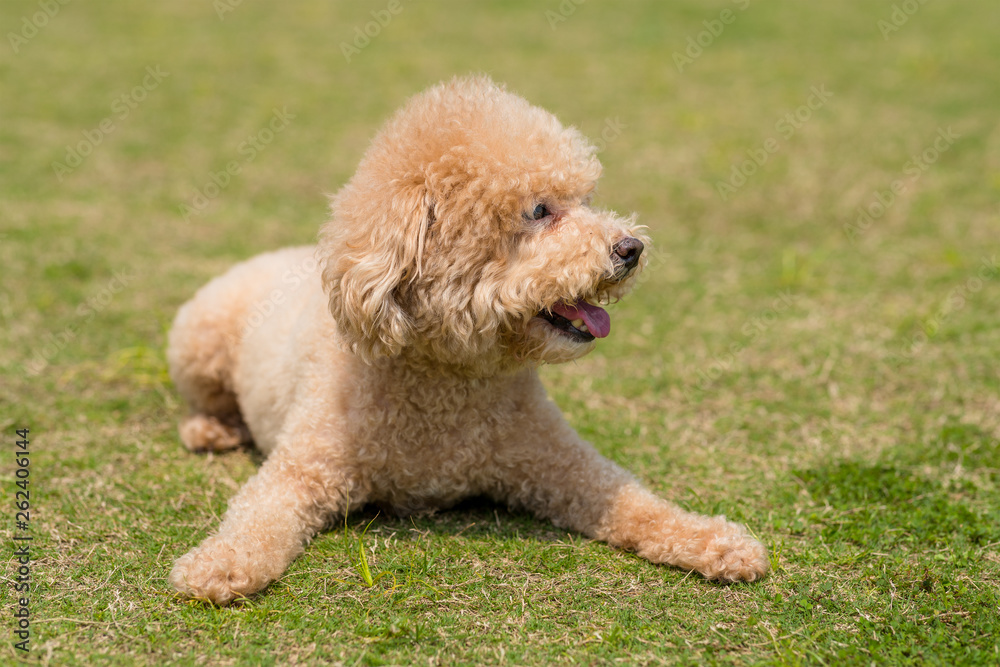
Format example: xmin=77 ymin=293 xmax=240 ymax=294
xmin=537 ymin=299 xmax=611 ymax=343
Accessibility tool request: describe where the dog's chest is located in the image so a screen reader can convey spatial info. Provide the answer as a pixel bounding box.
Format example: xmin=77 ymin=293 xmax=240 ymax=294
xmin=346 ymin=371 xmax=522 ymax=508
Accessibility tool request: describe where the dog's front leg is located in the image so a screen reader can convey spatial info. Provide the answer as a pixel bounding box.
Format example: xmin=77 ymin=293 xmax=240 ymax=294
xmin=496 ymin=399 xmax=769 ymax=583
xmin=169 ymin=446 xmax=349 ymax=605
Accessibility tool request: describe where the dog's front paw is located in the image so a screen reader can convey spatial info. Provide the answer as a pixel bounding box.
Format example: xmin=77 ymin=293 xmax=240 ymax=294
xmin=697 ymin=525 xmax=769 ymax=583
xmin=169 ymin=537 xmax=265 ymax=605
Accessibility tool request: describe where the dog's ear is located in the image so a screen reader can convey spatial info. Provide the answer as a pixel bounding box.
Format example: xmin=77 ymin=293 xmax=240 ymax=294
xmin=319 ymin=179 xmax=431 ymax=362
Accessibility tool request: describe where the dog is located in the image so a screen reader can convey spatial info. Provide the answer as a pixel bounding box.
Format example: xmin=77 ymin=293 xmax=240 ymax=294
xmin=167 ymin=76 xmax=768 ymax=604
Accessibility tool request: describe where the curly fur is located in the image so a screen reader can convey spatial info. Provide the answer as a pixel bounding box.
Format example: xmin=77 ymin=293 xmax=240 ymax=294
xmin=167 ymin=76 xmax=768 ymax=605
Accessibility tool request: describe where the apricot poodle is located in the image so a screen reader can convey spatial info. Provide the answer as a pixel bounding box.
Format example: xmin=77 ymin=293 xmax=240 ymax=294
xmin=167 ymin=76 xmax=768 ymax=604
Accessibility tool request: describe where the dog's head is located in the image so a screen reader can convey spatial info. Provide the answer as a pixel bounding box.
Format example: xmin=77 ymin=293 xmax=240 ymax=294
xmin=320 ymin=76 xmax=648 ymax=374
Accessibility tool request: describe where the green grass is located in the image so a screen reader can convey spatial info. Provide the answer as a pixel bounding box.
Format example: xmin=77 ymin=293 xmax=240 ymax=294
xmin=3 ymin=0 xmax=1000 ymax=664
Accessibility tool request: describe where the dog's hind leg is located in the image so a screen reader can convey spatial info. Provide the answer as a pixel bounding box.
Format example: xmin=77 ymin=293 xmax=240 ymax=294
xmin=167 ymin=292 xmax=251 ymax=453
xmin=177 ymin=414 xmax=249 ymax=453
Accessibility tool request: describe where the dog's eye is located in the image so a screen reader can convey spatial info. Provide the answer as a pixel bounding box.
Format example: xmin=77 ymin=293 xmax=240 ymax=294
xmin=531 ymin=204 xmax=550 ymax=220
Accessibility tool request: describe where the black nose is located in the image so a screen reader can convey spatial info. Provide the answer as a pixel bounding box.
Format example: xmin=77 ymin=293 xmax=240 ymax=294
xmin=614 ymin=237 xmax=644 ymax=269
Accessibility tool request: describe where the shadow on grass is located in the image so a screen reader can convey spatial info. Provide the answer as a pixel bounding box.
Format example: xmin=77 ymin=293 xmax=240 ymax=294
xmin=784 ymin=417 xmax=1000 ymax=550
xmin=795 ymin=460 xmax=996 ymax=548
xmin=760 ymin=432 xmax=1000 ymax=664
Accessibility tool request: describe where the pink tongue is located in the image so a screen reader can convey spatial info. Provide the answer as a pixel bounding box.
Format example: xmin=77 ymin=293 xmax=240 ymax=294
xmin=552 ymin=300 xmax=611 ymax=338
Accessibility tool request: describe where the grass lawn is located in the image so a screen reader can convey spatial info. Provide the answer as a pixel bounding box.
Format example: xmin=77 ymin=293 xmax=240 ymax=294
xmin=3 ymin=0 xmax=999 ymax=664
